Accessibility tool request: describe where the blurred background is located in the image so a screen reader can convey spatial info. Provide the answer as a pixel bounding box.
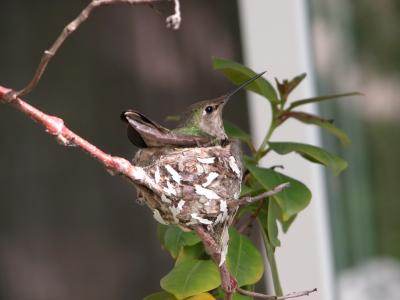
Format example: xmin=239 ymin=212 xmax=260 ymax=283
xmin=311 ymin=0 xmax=400 ymax=298
xmin=0 ymin=0 xmax=398 ymax=299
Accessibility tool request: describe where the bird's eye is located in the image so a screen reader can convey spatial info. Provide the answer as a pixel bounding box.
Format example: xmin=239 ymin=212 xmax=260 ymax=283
xmin=205 ymin=106 xmax=213 ymax=114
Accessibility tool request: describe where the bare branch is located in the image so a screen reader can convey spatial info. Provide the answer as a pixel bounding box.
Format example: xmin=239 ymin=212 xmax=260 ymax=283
xmin=230 ymin=182 xmax=290 ymax=208
xmin=237 ymin=287 xmax=317 ymax=300
xmin=11 ymin=0 xmax=178 ymax=99
xmin=0 ymin=86 xmax=162 ymax=195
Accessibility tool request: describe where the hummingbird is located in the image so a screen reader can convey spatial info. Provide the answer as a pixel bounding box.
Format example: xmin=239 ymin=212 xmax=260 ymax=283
xmin=120 ymin=72 xmax=266 ymax=265
xmin=120 ymin=71 xmax=266 ymax=148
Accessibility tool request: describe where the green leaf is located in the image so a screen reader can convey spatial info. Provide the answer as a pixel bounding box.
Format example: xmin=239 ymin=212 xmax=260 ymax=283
xmin=276 ymin=73 xmax=307 ymax=101
xmin=257 ymin=200 xmax=280 ymax=247
xmin=232 ymin=293 xmax=253 ymax=300
xmin=160 ymin=259 xmax=220 ymax=299
xmin=143 ymin=291 xmax=176 ymax=300
xmin=186 ymin=293 xmax=216 ymax=300
xmin=259 ymin=228 xmax=283 ymax=295
xmin=224 ymin=121 xmax=254 ymax=151
xmin=246 ymin=163 xmax=311 ymax=220
xmin=280 ymin=214 xmax=297 ymax=233
xmin=176 ymin=243 xmax=205 ymax=265
xmin=288 ymin=92 xmax=362 ymax=110
xmin=227 ymin=228 xmax=264 ymax=286
xmin=239 ymin=184 xmax=253 ymax=197
xmin=288 ymin=73 xmax=307 ymax=92
xmin=267 ymin=200 xmax=281 ymax=247
xmin=239 ymin=182 xmax=265 ymax=198
xmin=269 ymin=142 xmax=348 ymax=175
xmin=289 ymin=111 xmax=351 ymax=145
xmin=212 ymin=57 xmax=279 ymax=103
xmin=164 ymin=226 xmax=201 ymax=258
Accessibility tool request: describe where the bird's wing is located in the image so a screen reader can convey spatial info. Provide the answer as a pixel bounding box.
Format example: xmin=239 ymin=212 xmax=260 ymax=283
xmin=121 ymin=110 xmax=211 ymax=148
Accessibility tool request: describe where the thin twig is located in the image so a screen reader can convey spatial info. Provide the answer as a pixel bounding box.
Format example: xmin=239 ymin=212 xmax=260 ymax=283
xmin=237 ymin=287 xmax=317 ymax=300
xmin=6 ymin=0 xmax=179 ymax=100
xmin=230 ymin=183 xmax=290 ymax=208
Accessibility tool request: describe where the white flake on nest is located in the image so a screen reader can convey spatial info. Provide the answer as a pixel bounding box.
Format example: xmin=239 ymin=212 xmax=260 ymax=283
xmin=161 ymin=194 xmax=171 ymax=204
xmin=220 ymin=200 xmax=228 ymax=220
xmin=197 ymin=157 xmax=215 ymax=164
xmin=228 ymin=156 xmax=241 ymax=177
xmin=196 ymin=164 xmax=204 ymax=174
xmin=214 ymin=213 xmax=223 ymax=224
xmin=177 ymin=199 xmax=185 ymax=211
xmin=191 ymin=213 xmax=213 ymax=225
xmin=163 ymin=180 xmax=177 ymax=196
xmin=165 ymin=164 xmax=182 ymax=184
xmin=154 ymin=166 xmax=160 ymax=184
xmin=132 ymin=166 xmax=146 ymax=180
xmin=202 ymin=172 xmax=219 ymax=188
xmin=195 ymin=185 xmax=220 ymax=200
xmin=219 ymin=227 xmax=230 ymax=266
xmin=153 ymin=209 xmax=168 ymax=225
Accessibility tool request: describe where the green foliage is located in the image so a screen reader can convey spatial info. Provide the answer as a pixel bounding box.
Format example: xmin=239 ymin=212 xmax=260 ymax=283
xmin=266 ymin=199 xmax=281 ymax=247
xmin=143 ymin=292 xmax=177 ymax=300
xmin=144 ymin=58 xmax=355 ymax=299
xmin=288 ymin=92 xmax=362 ymax=110
xmin=224 ymin=121 xmax=254 ymax=153
xmin=227 ymin=228 xmax=264 ymax=286
xmin=269 ymin=142 xmax=348 ymax=175
xmin=232 ymin=294 xmax=252 ymax=300
xmin=246 ymin=163 xmax=311 ymax=221
xmin=160 ymin=259 xmax=220 ymax=299
xmin=164 ymin=225 xmax=201 ymax=258
xmin=288 ymin=111 xmax=351 ymax=145
xmin=186 ymin=293 xmax=216 ymax=300
xmin=175 ymin=243 xmax=205 ymax=265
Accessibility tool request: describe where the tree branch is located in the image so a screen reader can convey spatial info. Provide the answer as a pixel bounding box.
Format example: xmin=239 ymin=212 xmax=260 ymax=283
xmin=230 ymin=182 xmax=290 ymax=208
xmin=3 ymin=0 xmax=180 ymax=102
xmin=237 ymin=287 xmax=317 ymax=300
xmin=0 ymin=86 xmax=162 ymax=195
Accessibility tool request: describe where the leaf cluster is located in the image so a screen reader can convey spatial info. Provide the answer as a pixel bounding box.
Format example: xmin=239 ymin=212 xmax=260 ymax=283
xmin=146 ymin=226 xmax=262 ymax=300
xmin=144 ymin=58 xmax=358 ymax=299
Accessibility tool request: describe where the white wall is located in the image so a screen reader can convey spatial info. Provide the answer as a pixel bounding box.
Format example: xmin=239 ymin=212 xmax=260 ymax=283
xmin=237 ymin=1 xmax=335 ymax=300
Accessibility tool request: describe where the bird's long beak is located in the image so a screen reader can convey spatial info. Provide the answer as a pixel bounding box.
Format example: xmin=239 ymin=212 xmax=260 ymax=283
xmin=223 ymin=71 xmax=267 ymax=104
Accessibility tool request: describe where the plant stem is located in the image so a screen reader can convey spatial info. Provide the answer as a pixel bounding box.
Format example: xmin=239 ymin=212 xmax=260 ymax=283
xmin=255 ymin=118 xmax=276 ymax=162
xmin=260 ymin=225 xmax=283 ymax=296
xmin=253 ymin=106 xmax=284 ymax=294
